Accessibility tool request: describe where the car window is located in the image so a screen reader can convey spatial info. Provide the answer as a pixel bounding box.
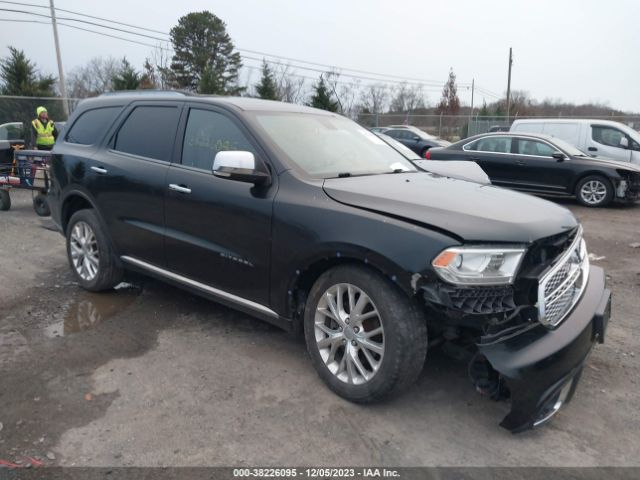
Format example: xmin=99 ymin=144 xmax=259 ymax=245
xmin=386 ymin=130 xmax=402 ymax=139
xmin=65 ymin=107 xmax=122 ymax=145
xmin=516 ymin=139 xmax=557 ymax=157
xmin=470 ymin=137 xmax=512 ymax=153
xmin=114 ymin=105 xmax=180 ymax=161
xmin=592 ymin=125 xmax=626 ymax=148
xmin=181 ymin=109 xmax=256 ymax=170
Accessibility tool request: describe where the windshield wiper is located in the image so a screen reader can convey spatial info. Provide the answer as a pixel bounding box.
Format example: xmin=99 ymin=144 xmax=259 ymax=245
xmin=337 ymin=172 xmax=352 ymax=178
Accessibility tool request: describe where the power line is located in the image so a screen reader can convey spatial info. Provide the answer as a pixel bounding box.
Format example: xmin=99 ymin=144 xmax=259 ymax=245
xmin=1 ymin=5 xmax=495 ymax=97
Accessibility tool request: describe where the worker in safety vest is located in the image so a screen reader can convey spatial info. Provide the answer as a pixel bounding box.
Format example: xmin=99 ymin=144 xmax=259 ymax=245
xmin=30 ymin=106 xmax=58 ymax=150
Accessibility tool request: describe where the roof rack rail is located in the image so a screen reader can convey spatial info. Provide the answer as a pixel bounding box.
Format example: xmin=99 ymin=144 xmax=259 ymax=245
xmin=98 ymin=90 xmax=191 ymax=97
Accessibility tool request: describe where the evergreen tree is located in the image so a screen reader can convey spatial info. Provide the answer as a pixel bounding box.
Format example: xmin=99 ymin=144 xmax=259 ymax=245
xmin=309 ymin=75 xmax=339 ymax=112
xmin=478 ymin=100 xmax=490 ymax=117
xmin=0 ymin=46 xmax=59 ymax=124
xmin=112 ymin=58 xmax=141 ymax=91
xmin=169 ymin=11 xmax=243 ymax=95
xmin=255 ymin=60 xmax=279 ymax=100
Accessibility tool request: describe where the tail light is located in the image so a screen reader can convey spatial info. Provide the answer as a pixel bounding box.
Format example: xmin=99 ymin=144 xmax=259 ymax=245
xmin=424 ymin=149 xmax=431 ymax=159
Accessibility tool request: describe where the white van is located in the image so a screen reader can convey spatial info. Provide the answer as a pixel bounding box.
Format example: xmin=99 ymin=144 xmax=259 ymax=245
xmin=510 ymin=119 xmax=640 ymax=165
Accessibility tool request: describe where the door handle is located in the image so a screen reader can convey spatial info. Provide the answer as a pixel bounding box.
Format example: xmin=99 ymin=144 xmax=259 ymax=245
xmin=588 ymin=147 xmax=598 ymax=152
xmin=91 ymin=166 xmax=108 ymax=175
xmin=169 ymin=184 xmax=192 ymax=194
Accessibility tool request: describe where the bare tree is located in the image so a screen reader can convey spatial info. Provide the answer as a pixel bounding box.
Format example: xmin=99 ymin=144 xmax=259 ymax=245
xmin=390 ymin=82 xmax=425 ymax=113
xmin=272 ymin=63 xmax=308 ymax=104
xmin=66 ymin=56 xmax=119 ymax=98
xmin=151 ymin=45 xmax=176 ymax=90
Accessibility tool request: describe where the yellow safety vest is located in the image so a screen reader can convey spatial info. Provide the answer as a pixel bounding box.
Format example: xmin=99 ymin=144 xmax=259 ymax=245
xmin=32 ymin=119 xmax=55 ymax=147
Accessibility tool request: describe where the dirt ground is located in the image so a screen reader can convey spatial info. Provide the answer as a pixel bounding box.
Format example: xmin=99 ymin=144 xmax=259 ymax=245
xmin=0 ymin=189 xmax=639 ymax=468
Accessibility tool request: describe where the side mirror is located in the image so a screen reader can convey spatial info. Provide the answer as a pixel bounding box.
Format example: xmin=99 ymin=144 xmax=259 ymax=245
xmin=620 ymin=137 xmax=629 ymax=148
xmin=213 ymin=151 xmax=270 ymax=186
xmin=552 ymin=152 xmax=567 ymax=162
xmin=412 ymin=136 xmax=420 ymax=141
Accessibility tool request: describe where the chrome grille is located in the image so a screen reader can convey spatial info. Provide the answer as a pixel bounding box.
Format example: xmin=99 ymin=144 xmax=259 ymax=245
xmin=538 ymin=227 xmax=589 ymax=327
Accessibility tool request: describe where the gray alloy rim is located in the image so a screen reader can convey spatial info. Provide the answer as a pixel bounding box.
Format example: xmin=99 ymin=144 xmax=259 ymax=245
xmin=314 ymin=283 xmax=385 ymax=385
xmin=580 ymin=180 xmax=607 ymax=205
xmin=69 ymin=221 xmax=99 ymax=281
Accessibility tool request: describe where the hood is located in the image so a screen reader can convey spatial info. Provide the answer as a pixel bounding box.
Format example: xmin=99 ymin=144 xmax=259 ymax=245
xmin=576 ymin=155 xmax=640 ymax=173
xmin=323 ymin=173 xmax=578 ymax=243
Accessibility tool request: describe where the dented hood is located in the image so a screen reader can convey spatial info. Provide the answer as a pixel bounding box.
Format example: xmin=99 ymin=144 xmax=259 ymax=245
xmin=323 ymin=173 xmax=578 ymax=243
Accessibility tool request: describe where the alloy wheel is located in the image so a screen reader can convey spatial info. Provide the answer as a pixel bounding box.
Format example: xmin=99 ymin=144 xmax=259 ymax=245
xmin=579 ymin=180 xmax=607 ymax=205
xmin=69 ymin=221 xmax=100 ymax=281
xmin=314 ymin=283 xmax=385 ymax=385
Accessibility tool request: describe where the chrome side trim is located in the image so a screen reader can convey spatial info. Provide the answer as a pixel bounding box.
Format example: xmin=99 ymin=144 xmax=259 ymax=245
xmin=120 ymin=255 xmax=278 ymax=318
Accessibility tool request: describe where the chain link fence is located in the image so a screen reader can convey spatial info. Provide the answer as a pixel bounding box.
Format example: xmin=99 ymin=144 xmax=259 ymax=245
xmin=357 ymin=113 xmax=640 ymax=141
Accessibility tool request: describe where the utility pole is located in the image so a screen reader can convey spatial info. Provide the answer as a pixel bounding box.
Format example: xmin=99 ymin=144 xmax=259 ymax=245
xmin=49 ymin=0 xmax=69 ymax=118
xmin=469 ymin=78 xmax=475 ymax=135
xmin=505 ymin=47 xmax=513 ymax=125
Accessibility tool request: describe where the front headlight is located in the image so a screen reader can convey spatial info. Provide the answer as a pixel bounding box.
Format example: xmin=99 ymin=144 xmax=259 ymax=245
xmin=432 ymin=246 xmax=526 ymax=285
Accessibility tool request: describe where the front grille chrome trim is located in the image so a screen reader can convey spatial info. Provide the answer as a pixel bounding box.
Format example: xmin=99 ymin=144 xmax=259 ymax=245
xmin=537 ymin=226 xmax=590 ymax=327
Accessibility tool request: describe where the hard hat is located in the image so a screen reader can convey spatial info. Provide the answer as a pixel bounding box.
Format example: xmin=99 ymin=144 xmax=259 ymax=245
xmin=36 ymin=106 xmax=48 ymax=116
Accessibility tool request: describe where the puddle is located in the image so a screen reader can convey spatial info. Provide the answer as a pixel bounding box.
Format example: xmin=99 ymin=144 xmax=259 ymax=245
xmin=44 ymin=283 xmax=141 ymax=338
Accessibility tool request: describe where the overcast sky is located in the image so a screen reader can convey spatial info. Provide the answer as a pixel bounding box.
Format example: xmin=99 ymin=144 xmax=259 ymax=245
xmin=2 ymin=0 xmax=639 ymax=112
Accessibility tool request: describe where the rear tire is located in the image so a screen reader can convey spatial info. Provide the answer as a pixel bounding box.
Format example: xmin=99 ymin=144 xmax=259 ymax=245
xmin=575 ymin=175 xmax=613 ymax=207
xmin=33 ymin=193 xmax=50 ymax=217
xmin=66 ymin=209 xmax=123 ymax=291
xmin=0 ymin=190 xmax=10 ymax=211
xmin=304 ymin=265 xmax=427 ymax=403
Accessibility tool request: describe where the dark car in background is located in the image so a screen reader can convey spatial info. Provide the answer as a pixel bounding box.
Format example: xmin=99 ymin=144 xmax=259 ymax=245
xmin=426 ymin=132 xmax=640 ymax=207
xmin=48 ymin=92 xmax=610 ymax=432
xmin=374 ymin=125 xmax=450 ymax=158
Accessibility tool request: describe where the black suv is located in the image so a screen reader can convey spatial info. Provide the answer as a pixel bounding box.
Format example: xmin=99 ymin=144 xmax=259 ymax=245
xmin=49 ymin=92 xmax=611 ymax=432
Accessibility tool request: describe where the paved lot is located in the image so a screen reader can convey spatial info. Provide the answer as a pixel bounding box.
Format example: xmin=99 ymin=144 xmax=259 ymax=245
xmin=0 ymin=189 xmax=639 ymax=467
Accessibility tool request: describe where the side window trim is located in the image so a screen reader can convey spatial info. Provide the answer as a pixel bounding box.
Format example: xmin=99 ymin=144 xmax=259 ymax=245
xmin=513 ymin=137 xmax=561 ymax=158
xmin=591 ymin=124 xmax=627 ymax=148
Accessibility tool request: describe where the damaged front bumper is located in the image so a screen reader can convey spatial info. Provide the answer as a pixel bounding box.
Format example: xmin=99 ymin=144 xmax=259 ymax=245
xmin=478 ymin=265 xmax=611 ymax=433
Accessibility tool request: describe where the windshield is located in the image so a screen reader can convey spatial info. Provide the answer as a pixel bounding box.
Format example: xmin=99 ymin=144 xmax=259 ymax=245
xmin=253 ymin=113 xmax=417 ymax=178
xmin=550 ymin=136 xmax=589 ymax=156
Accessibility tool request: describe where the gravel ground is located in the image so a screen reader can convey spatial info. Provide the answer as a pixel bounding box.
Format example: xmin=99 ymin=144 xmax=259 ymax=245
xmin=0 ymin=189 xmax=639 ymax=468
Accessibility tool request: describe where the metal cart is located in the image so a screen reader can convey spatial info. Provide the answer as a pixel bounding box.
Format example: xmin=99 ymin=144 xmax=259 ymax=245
xmin=0 ymin=149 xmax=52 ymax=216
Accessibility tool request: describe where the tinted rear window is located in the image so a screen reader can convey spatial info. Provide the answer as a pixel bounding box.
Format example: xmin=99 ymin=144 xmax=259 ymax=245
xmin=65 ymin=107 xmax=122 ymax=145
xmin=114 ymin=106 xmax=180 ymax=161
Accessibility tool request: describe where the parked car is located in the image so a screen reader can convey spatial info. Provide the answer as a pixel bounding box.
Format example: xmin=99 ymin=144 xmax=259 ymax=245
xmin=49 ymin=92 xmax=610 ymax=432
xmin=426 ymin=132 xmax=640 ymax=207
xmin=0 ymin=122 xmax=25 ymax=165
xmin=488 ymin=125 xmax=510 ymax=132
xmin=375 ymin=125 xmax=450 ymax=157
xmin=510 ymin=119 xmax=640 ymax=165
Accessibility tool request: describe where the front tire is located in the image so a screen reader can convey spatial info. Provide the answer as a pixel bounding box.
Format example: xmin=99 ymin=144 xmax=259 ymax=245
xmin=304 ymin=265 xmax=427 ymax=403
xmin=66 ymin=209 xmax=123 ymax=291
xmin=575 ymin=175 xmax=613 ymax=207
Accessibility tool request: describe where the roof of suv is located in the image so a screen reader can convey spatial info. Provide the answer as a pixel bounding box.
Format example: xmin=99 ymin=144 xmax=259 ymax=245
xmin=86 ymin=90 xmax=330 ymax=115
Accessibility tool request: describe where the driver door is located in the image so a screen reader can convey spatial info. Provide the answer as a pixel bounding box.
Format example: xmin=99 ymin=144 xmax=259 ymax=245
xmin=163 ymin=106 xmax=276 ymax=306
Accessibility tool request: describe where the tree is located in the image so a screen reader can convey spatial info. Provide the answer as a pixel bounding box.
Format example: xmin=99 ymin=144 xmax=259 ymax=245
xmin=169 ymin=11 xmax=243 ymax=95
xmin=112 ymin=58 xmax=141 ymax=91
xmin=139 ymin=59 xmax=158 ymax=89
xmin=66 ymin=56 xmax=119 ymax=98
xmin=390 ymin=82 xmax=425 ymax=113
xmin=478 ymin=100 xmax=490 ymax=117
xmin=0 ymin=46 xmax=60 ymax=124
xmin=308 ymin=75 xmax=339 ymax=112
xmin=255 ymin=60 xmax=279 ymax=100
xmin=436 ymin=68 xmax=460 ymax=116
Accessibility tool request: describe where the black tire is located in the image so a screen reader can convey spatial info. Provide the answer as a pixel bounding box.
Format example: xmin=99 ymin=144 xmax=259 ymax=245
xmin=66 ymin=209 xmax=123 ymax=292
xmin=575 ymin=175 xmax=613 ymax=207
xmin=0 ymin=189 xmax=10 ymax=211
xmin=304 ymin=265 xmax=427 ymax=403
xmin=33 ymin=193 xmax=51 ymax=217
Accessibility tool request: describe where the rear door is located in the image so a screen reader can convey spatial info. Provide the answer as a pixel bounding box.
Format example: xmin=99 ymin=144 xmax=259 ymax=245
xmin=461 ymin=136 xmax=521 ymax=186
xmin=91 ymin=101 xmax=182 ymax=267
xmin=163 ymin=105 xmax=276 ymax=306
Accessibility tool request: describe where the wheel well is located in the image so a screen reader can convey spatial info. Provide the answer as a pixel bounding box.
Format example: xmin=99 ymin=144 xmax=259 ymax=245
xmin=288 ymin=257 xmax=398 ymax=324
xmin=573 ymin=172 xmax=614 ymax=192
xmin=61 ymin=194 xmax=93 ymax=233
